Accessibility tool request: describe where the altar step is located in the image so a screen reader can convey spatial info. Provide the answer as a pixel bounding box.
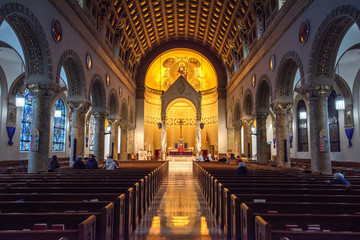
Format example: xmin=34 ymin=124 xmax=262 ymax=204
xmin=167 ymin=156 xmax=195 ymax=162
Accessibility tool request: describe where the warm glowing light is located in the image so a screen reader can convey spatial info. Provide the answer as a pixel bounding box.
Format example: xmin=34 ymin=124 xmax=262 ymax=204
xmin=200 ymin=216 xmax=210 ymax=235
xmin=171 ymin=216 xmax=190 ymax=227
xmin=145 ymin=48 xmax=217 ymax=92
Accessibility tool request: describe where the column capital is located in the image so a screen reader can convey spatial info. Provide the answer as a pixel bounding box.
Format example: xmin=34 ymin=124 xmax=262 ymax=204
xmin=232 ymin=120 xmax=242 ymax=129
xmin=107 ymin=117 xmax=120 ymax=126
xmin=242 ymin=118 xmax=254 ymax=126
xmin=255 ymin=112 xmax=269 ymax=120
xmin=93 ymin=111 xmax=106 ymax=120
xmin=26 ymin=82 xmax=59 ymax=98
xmin=120 ymin=122 xmax=128 ymax=129
xmin=271 ymin=102 xmax=293 ymax=115
xmin=68 ymin=100 xmax=91 ymax=113
xmin=301 ymin=84 xmax=334 ymax=100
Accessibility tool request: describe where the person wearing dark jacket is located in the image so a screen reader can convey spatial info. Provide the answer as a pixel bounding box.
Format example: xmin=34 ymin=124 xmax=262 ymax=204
xmin=326 ymin=173 xmax=351 ymax=186
xmin=235 ymin=162 xmax=250 ymax=176
xmin=73 ymin=156 xmax=85 ymax=169
xmin=48 ymin=155 xmax=60 ymax=172
xmin=86 ymin=155 xmax=98 ymax=169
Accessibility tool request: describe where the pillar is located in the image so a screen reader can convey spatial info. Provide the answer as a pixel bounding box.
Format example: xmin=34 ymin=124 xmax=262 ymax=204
xmin=120 ymin=122 xmax=128 ymax=160
xmin=195 ymin=116 xmax=202 ymax=157
xmin=93 ymin=112 xmax=106 ymax=163
xmin=305 ymin=84 xmax=333 ymax=174
xmin=27 ymin=83 xmax=58 ymax=173
xmin=273 ymin=102 xmax=292 ymax=167
xmin=233 ymin=122 xmax=242 ymax=157
xmin=68 ymin=101 xmax=91 ymax=166
xmin=243 ymin=119 xmax=252 ymax=158
xmin=108 ymin=118 xmax=120 ymax=160
xmin=256 ymin=113 xmax=268 ymax=164
xmin=161 ymin=118 xmax=166 ymax=161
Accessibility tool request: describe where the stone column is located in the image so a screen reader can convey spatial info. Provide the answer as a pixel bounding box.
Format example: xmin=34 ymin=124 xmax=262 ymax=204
xmin=68 ymin=101 xmax=91 ymax=166
xmin=160 ymin=118 xmax=166 ymax=161
xmin=242 ymin=119 xmax=253 ymax=158
xmin=120 ymin=122 xmax=128 ymax=160
xmin=304 ymin=84 xmax=333 ymax=174
xmin=27 ymin=83 xmax=58 ymax=173
xmin=195 ymin=116 xmax=202 ymax=157
xmin=127 ymin=126 xmax=135 ymax=156
xmin=256 ymin=113 xmax=268 ymax=164
xmin=108 ymin=118 xmax=120 ymax=160
xmin=93 ymin=112 xmax=106 ymax=163
xmin=273 ymin=102 xmax=292 ymax=167
xmin=233 ymin=121 xmax=242 ymax=157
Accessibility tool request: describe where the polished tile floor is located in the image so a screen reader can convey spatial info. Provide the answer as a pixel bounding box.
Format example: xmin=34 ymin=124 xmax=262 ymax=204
xmin=131 ymin=162 xmax=225 ymax=240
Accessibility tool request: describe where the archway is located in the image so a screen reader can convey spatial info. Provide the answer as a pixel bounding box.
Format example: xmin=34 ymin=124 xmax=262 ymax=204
xmin=242 ymin=90 xmax=253 ymax=158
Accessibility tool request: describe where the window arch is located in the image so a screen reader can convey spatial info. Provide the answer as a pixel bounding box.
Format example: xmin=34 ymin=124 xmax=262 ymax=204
xmin=89 ymin=115 xmax=95 ymax=151
xmin=52 ymin=99 xmax=66 ymax=151
xmin=20 ymin=91 xmax=32 ymax=151
xmin=297 ymin=100 xmax=308 ymax=152
xmin=328 ymin=91 xmax=340 ymax=152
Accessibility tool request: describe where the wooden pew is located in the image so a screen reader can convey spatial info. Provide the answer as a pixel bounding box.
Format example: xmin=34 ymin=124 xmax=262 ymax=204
xmin=0 ymin=213 xmax=96 ymax=240
xmin=0 ymin=201 xmax=113 ymax=240
xmin=240 ymin=202 xmax=360 ymax=240
xmin=255 ymin=214 xmax=360 ymax=240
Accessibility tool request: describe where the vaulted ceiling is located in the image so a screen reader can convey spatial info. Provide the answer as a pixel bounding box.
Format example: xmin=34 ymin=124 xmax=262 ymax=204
xmin=80 ymin=0 xmax=281 ymax=77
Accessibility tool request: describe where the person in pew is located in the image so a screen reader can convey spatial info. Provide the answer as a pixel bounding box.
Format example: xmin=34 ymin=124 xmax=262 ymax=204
xmin=85 ymin=154 xmax=98 ymax=169
xmin=48 ymin=155 xmax=60 ymax=172
xmin=196 ymin=151 xmax=204 ymax=162
xmin=103 ymin=155 xmax=119 ymax=170
xmin=235 ymin=162 xmax=250 ymax=176
xmin=206 ymin=153 xmax=212 ymax=162
xmin=325 ymin=173 xmax=351 ymax=186
xmin=218 ymin=157 xmax=227 ymax=163
xmin=227 ymin=153 xmax=237 ymax=165
xmin=73 ymin=156 xmax=85 ymax=169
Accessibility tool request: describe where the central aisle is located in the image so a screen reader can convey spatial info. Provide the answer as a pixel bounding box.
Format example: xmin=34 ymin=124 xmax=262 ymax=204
xmin=131 ymin=162 xmax=225 ymax=239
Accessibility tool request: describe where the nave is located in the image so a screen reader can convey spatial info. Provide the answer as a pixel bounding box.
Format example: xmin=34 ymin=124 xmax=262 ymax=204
xmin=132 ymin=162 xmax=225 ymax=240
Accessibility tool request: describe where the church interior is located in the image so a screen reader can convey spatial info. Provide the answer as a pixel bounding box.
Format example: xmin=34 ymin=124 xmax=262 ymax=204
xmin=1 ymin=0 xmax=360 ymax=239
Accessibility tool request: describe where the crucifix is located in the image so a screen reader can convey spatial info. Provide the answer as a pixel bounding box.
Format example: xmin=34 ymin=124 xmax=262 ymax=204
xmin=179 ymin=119 xmax=183 ymax=139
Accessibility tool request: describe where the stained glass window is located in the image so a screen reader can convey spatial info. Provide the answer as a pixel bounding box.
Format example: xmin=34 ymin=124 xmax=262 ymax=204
xmin=20 ymin=91 xmax=33 ymax=151
xmin=89 ymin=115 xmax=95 ymax=151
xmin=52 ymin=99 xmax=66 ymax=151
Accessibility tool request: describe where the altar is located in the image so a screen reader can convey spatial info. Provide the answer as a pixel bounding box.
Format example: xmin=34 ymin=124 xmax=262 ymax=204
xmin=169 ymin=147 xmax=194 ymax=156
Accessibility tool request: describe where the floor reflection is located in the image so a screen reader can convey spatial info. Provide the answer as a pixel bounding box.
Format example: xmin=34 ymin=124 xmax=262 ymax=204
xmin=131 ymin=162 xmax=225 ymax=240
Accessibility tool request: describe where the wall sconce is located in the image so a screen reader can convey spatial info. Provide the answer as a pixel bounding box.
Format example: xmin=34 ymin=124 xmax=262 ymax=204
xmin=299 ymin=111 xmax=307 ymax=120
xmin=15 ymin=93 xmax=25 ymax=107
xmin=250 ymin=124 xmax=257 ymax=135
xmin=335 ymin=94 xmax=345 ymax=110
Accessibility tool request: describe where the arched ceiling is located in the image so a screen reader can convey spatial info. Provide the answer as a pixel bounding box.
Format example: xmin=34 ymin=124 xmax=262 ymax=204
xmin=82 ymin=0 xmax=280 ymax=76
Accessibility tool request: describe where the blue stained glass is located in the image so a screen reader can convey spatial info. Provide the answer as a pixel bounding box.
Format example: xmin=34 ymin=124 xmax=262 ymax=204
xmin=52 ymin=99 xmax=66 ymax=152
xmin=89 ymin=115 xmax=95 ymax=151
xmin=20 ymin=92 xmax=33 ymax=151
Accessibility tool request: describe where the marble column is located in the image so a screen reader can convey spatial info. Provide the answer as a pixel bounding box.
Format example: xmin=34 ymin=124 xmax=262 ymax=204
xmin=233 ymin=121 xmax=242 ymax=157
xmin=256 ymin=113 xmax=268 ymax=164
xmin=305 ymin=84 xmax=333 ymax=174
xmin=120 ymin=122 xmax=128 ymax=161
xmin=195 ymin=116 xmax=202 ymax=157
xmin=108 ymin=118 xmax=120 ymax=160
xmin=93 ymin=112 xmax=106 ymax=163
xmin=127 ymin=126 xmax=135 ymax=156
xmin=242 ymin=119 xmax=252 ymax=158
xmin=273 ymin=102 xmax=292 ymax=167
xmin=161 ymin=118 xmax=166 ymax=161
xmin=68 ymin=101 xmax=91 ymax=166
xmin=27 ymin=83 xmax=58 ymax=173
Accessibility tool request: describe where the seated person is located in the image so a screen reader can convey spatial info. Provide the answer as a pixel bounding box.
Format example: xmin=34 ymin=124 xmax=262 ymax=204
xmin=207 ymin=153 xmax=212 ymax=161
xmin=86 ymin=154 xmax=98 ymax=169
xmin=218 ymin=157 xmax=227 ymax=163
xmin=326 ymin=173 xmax=351 ymax=186
xmin=236 ymin=155 xmax=242 ymax=163
xmin=48 ymin=155 xmax=60 ymax=172
xmin=103 ymin=155 xmax=119 ymax=170
xmin=227 ymin=153 xmax=237 ymax=165
xmin=196 ymin=151 xmax=204 ymax=162
xmin=235 ymin=162 xmax=250 ymax=176
xmin=73 ymin=156 xmax=85 ymax=169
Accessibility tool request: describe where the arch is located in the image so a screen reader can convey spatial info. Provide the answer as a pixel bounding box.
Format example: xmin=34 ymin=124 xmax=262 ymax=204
xmin=166 ymin=98 xmax=197 ymax=115
xmin=275 ymin=51 xmax=304 ymax=100
xmin=52 ymin=98 xmax=66 ymax=152
xmin=0 ymin=3 xmax=53 ymax=82
xmin=243 ymin=89 xmax=254 ymax=117
xmin=56 ymin=50 xmax=86 ymax=98
xmin=328 ymin=90 xmax=340 ymax=152
xmin=107 ymin=88 xmax=119 ymax=117
xmin=120 ymin=98 xmax=128 ymax=122
xmin=135 ymin=40 xmax=228 ymax=92
xmin=296 ymin=99 xmax=309 ymax=152
xmin=129 ymin=105 xmax=135 ymax=125
xmin=308 ymin=5 xmax=360 ymax=83
xmin=89 ymin=74 xmax=106 ymax=111
xmin=256 ymin=75 xmax=272 ymax=114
